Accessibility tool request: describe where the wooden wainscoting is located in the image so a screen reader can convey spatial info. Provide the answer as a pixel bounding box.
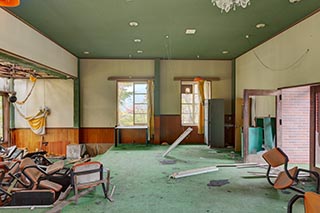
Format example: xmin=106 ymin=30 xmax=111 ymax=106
xmin=11 ymin=128 xmax=79 ymax=156
xmin=160 ymin=115 xmax=204 ymax=144
xmin=80 ymin=128 xmax=114 ymax=143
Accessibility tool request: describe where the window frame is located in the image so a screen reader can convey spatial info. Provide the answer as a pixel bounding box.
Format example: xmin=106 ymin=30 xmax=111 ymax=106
xmin=0 ymin=92 xmax=10 ymax=144
xmin=117 ymin=81 xmax=148 ymax=126
xmin=180 ymin=81 xmax=211 ymax=126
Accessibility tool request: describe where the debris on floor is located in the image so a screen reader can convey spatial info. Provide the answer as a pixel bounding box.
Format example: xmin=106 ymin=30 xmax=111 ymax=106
xmin=160 ymin=159 xmax=177 ymax=165
xmin=162 ymin=127 xmax=193 ymax=157
xmin=216 ymin=163 xmax=258 ymax=168
xmin=170 ymin=166 xmax=219 ymax=179
xmin=207 ymin=179 xmax=230 ymax=187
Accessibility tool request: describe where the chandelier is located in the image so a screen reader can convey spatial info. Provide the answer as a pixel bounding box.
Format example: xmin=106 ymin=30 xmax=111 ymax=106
xmin=211 ymin=0 xmax=251 ymax=13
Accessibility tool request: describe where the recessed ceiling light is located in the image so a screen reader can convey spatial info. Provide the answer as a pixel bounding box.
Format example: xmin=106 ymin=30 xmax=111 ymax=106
xmin=134 ymin=38 xmax=142 ymax=43
xmin=137 ymin=50 xmax=143 ymax=54
xmin=256 ymin=23 xmax=266 ymax=29
xmin=185 ymin=29 xmax=196 ymax=35
xmin=289 ymin=0 xmax=302 ymax=3
xmin=222 ymin=50 xmax=229 ymax=54
xmin=83 ymin=51 xmax=90 ymax=55
xmin=197 ymin=55 xmax=200 ymax=59
xmin=165 ymin=35 xmax=169 ymax=39
xmin=129 ymin=21 xmax=139 ymax=27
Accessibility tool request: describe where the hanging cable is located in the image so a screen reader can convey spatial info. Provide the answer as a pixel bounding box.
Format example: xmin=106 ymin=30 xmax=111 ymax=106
xmin=246 ymin=35 xmax=310 ymax=71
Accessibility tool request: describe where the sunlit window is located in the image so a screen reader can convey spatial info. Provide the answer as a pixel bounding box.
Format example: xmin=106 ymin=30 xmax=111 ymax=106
xmin=117 ymin=81 xmax=148 ymax=126
xmin=181 ymin=81 xmax=211 ymax=126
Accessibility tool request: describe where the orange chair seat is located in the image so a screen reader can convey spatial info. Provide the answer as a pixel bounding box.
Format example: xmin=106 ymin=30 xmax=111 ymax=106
xmin=274 ymin=166 xmax=298 ymax=189
xmin=304 ymin=192 xmax=320 ymax=213
xmin=39 ymin=180 xmax=62 ymax=192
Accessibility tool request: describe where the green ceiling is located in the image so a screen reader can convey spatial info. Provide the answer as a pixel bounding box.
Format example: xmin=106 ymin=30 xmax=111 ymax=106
xmin=6 ymin=0 xmax=320 ymax=60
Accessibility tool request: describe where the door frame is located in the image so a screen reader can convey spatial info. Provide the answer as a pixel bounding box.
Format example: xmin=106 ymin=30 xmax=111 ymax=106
xmin=243 ymin=89 xmax=280 ymax=162
xmin=310 ymin=85 xmax=320 ymax=173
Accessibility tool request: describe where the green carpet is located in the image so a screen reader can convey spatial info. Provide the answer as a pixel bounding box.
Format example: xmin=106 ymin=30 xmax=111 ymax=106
xmin=1 ymin=145 xmax=306 ymax=213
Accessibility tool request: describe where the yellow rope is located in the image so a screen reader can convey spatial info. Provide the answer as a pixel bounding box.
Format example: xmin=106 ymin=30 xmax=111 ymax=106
xmin=16 ymin=76 xmax=37 ymax=105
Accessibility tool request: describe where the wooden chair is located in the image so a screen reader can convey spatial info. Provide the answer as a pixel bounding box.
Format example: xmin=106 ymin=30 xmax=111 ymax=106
xmin=69 ymin=161 xmax=113 ymax=203
xmin=287 ymin=191 xmax=320 ymax=213
xmin=262 ymin=147 xmax=320 ymax=193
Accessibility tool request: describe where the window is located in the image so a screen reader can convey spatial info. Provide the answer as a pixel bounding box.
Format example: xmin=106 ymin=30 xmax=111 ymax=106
xmin=181 ymin=81 xmax=211 ymax=126
xmin=117 ymin=81 xmax=148 ymax=126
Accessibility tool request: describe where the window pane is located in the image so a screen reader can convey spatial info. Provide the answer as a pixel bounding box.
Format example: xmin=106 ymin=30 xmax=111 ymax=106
xmin=135 ymin=83 xmax=147 ymax=93
xmin=181 ymin=94 xmax=192 ymax=103
xmin=194 ymin=94 xmax=199 ymax=104
xmin=194 ymin=104 xmax=199 ymax=113
xmin=182 ymin=104 xmax=192 ymax=114
xmin=119 ymin=82 xmax=133 ymax=92
xmin=182 ymin=114 xmax=193 ymax=124
xmin=135 ymin=114 xmax=147 ymax=124
xmin=119 ymin=113 xmax=133 ymax=126
xmin=118 ymin=81 xmax=148 ymax=126
xmin=194 ymin=113 xmax=199 ymax=124
xmin=135 ymin=94 xmax=147 ymax=104
xmin=135 ymin=104 xmax=147 ymax=113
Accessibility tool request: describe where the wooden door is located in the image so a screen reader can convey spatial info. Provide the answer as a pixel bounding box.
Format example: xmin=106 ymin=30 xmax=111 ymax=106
xmin=310 ymin=85 xmax=320 ymax=174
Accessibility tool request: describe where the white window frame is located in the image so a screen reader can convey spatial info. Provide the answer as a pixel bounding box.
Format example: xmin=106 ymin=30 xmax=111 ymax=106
xmin=117 ymin=81 xmax=148 ymax=126
xmin=181 ymin=81 xmax=211 ymax=126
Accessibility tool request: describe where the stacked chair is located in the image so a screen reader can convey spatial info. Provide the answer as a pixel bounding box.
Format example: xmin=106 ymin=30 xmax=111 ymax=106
xmin=262 ymin=147 xmax=320 ymax=213
xmin=0 ymin=145 xmax=114 ymax=208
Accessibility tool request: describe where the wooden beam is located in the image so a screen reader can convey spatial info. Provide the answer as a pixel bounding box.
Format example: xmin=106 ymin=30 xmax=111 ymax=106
xmin=108 ymin=76 xmax=154 ymax=81
xmin=173 ymin=76 xmax=220 ymax=81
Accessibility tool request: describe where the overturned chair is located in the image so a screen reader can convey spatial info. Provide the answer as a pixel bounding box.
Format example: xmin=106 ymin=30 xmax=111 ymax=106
xmin=65 ymin=161 xmax=114 ymax=203
xmin=262 ymin=147 xmax=320 ymax=193
xmin=287 ymin=191 xmax=320 ymax=213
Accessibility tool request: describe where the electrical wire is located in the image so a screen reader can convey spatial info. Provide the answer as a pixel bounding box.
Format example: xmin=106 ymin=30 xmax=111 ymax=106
xmin=246 ymin=36 xmax=310 ymax=71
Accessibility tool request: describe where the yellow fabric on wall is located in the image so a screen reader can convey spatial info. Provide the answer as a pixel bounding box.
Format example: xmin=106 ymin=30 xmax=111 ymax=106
xmin=147 ymin=80 xmax=154 ymax=140
xmin=197 ymin=80 xmax=205 ymax=134
xmin=15 ymin=105 xmax=49 ymax=135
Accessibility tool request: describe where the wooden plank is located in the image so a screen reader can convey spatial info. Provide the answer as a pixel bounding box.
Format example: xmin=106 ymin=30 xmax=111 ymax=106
xmin=162 ymin=127 xmax=193 ymax=157
xmin=216 ymin=163 xmax=258 ymax=167
xmin=173 ymin=76 xmax=220 ymax=81
xmin=107 ymin=76 xmax=154 ymax=81
xmin=170 ymin=166 xmax=219 ymax=179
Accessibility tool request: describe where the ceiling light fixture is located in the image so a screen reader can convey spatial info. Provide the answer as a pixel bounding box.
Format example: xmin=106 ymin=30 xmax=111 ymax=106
xmin=289 ymin=0 xmax=302 ymax=3
xmin=222 ymin=50 xmax=229 ymax=54
xmin=256 ymin=23 xmax=266 ymax=29
xmin=211 ymin=0 xmax=251 ymax=13
xmin=0 ymin=0 xmax=20 ymax=7
xmin=185 ymin=29 xmax=196 ymax=35
xmin=137 ymin=50 xmax=143 ymax=54
xmin=83 ymin=51 xmax=90 ymax=55
xmin=129 ymin=21 xmax=139 ymax=27
xmin=134 ymin=38 xmax=142 ymax=43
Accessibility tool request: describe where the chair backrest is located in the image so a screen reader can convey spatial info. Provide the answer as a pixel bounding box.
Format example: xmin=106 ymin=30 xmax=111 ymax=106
xmin=20 ymin=157 xmax=42 ymax=183
xmin=262 ymin=147 xmax=288 ymax=167
xmin=71 ymin=161 xmax=102 ymax=187
xmin=304 ymin=192 xmax=320 ymax=213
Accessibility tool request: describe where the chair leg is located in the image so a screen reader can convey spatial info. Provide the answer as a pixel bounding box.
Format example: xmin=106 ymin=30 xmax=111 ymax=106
xmin=287 ymin=194 xmax=304 ymax=213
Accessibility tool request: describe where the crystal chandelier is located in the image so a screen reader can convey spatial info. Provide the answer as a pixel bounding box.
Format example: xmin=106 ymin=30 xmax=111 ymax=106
xmin=211 ymin=0 xmax=251 ymax=13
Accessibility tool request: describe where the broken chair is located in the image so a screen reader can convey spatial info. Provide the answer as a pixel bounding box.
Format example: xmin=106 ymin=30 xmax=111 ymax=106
xmin=262 ymin=147 xmax=320 ymax=193
xmin=68 ymin=161 xmax=114 ymax=203
xmin=287 ymin=191 xmax=320 ymax=213
xmin=19 ymin=157 xmax=66 ymax=199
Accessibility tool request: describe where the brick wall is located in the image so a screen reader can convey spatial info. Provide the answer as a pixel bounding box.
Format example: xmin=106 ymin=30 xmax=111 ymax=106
xmin=280 ymin=86 xmax=310 ymax=163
